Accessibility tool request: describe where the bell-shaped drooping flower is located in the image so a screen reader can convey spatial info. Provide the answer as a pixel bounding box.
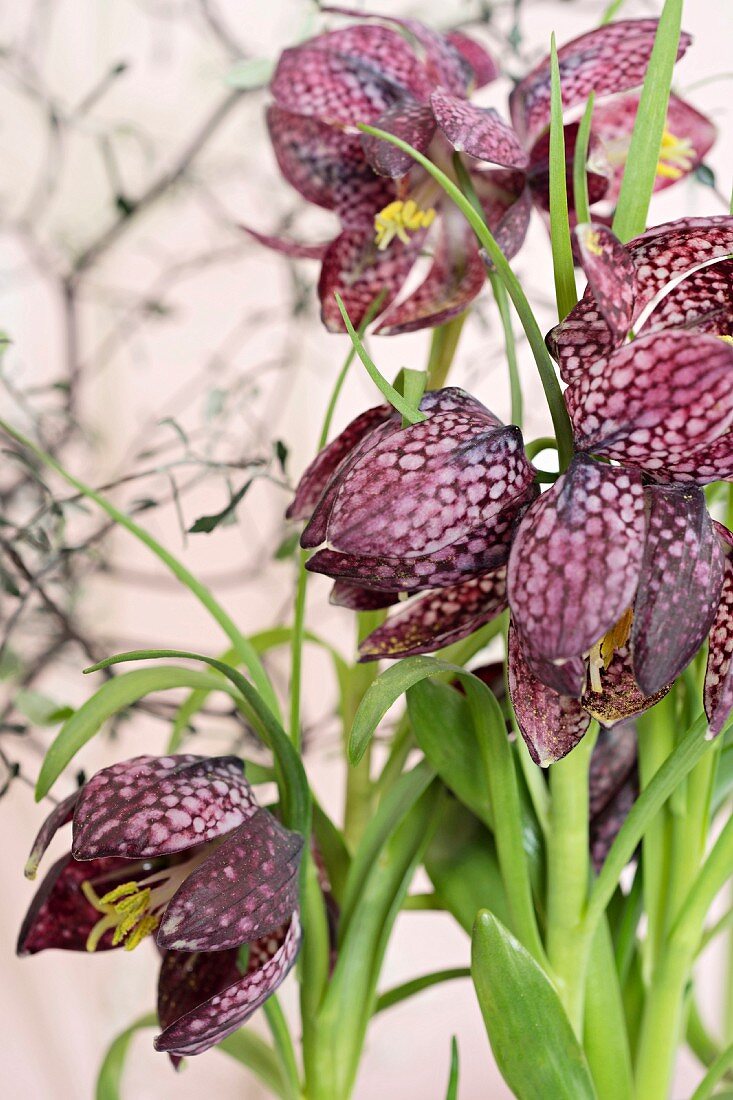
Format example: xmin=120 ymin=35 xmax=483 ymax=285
xmin=510 ymin=20 xmax=715 ymax=222
xmin=17 ymin=755 xmax=303 ymax=1059
xmin=588 ymin=723 xmax=638 ymax=872
xmin=504 ymin=218 xmax=733 ymax=764
xmin=257 ymin=11 xmax=531 ymax=333
xmin=289 ymin=388 xmax=536 ymax=597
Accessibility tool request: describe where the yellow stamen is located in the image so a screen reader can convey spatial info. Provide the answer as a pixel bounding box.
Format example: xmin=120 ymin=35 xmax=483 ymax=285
xmin=719 ymin=335 xmax=733 ymax=346
xmin=587 ymin=607 xmax=634 ymax=694
xmin=584 ymin=229 xmax=603 ymax=257
xmin=374 ymin=199 xmax=436 ymax=251
xmin=124 ymin=914 xmax=160 ymax=952
xmin=81 ymin=879 xmax=159 ymax=953
xmin=656 ymin=129 xmax=696 ymax=182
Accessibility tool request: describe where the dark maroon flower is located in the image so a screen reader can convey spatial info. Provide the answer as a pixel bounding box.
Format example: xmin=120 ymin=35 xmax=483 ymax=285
xmin=290 ymin=388 xmax=536 ymax=597
xmin=510 ymin=20 xmax=715 ymax=222
xmin=18 ymin=755 xmax=303 ymax=1058
xmin=589 ymin=723 xmax=638 ymax=872
xmin=257 ymin=12 xmax=530 ymax=333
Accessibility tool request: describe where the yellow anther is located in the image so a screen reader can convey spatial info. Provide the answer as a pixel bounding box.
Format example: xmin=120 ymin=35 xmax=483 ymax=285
xmin=374 ymin=199 xmax=436 ymax=251
xmin=656 ymin=129 xmax=696 ymax=181
xmin=82 ymin=879 xmax=158 ymax=952
xmin=719 ymin=335 xmax=733 ymax=346
xmin=588 ymin=608 xmax=634 ymax=694
xmin=584 ymin=229 xmax=603 ymax=257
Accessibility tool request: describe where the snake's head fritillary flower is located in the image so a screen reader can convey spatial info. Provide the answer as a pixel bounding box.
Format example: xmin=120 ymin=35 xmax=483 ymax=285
xmin=289 ymin=388 xmax=536 ymax=596
xmin=255 ymin=11 xmax=530 ymax=333
xmin=18 ymin=755 xmax=303 ymax=1058
xmin=510 ymin=20 xmax=715 ymax=221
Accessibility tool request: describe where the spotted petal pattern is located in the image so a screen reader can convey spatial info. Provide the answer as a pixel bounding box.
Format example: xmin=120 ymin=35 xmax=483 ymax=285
xmin=330 ymin=580 xmax=401 ymax=610
xmin=589 ymin=723 xmax=638 ymax=820
xmin=573 ymin=223 xmax=635 ymax=342
xmin=445 ymin=31 xmax=498 ymax=90
xmin=430 ymin=91 xmax=528 ymax=168
xmin=705 ymin=526 xmax=733 ymax=737
xmin=270 ymin=26 xmax=431 ymax=125
xmin=632 ymin=486 xmax=725 ymax=695
xmin=287 ymin=404 xmax=391 ymax=523
xmin=361 ymin=102 xmax=436 ymax=178
xmin=158 ymin=810 xmax=302 ymax=952
xmin=359 ymin=567 xmax=507 ymax=660
xmin=508 ymin=626 xmax=590 ymax=766
xmin=569 ymin=331 xmax=733 ymax=483
xmin=644 ymin=256 xmax=733 ymax=339
xmin=72 ymin=755 xmax=256 ymax=860
xmin=507 ymin=456 xmax=646 ymax=662
xmin=24 ymin=789 xmax=80 ymax=880
xmin=17 ymin=854 xmax=125 ymax=955
xmin=509 ymin=20 xmax=689 ymax=147
xmin=154 ymin=915 xmax=301 ymax=1057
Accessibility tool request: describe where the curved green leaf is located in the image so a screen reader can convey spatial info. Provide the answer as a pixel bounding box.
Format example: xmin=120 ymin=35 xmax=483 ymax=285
xmin=375 ymin=969 xmax=470 ymax=1015
xmin=445 ymin=1037 xmax=460 ymax=1100
xmin=36 ymin=668 xmax=241 ymax=800
xmin=472 ymin=912 xmax=597 ymax=1100
xmin=85 ymin=651 xmax=310 ymax=834
xmin=96 ymin=1014 xmax=157 ymax=1100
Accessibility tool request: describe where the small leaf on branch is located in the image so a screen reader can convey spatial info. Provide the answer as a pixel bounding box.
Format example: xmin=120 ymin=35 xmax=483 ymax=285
xmin=189 ymin=480 xmax=252 ymax=533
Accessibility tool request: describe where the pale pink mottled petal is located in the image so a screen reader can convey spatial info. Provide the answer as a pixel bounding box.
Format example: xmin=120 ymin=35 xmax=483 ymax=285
xmin=472 ymin=169 xmax=533 ymax=263
xmin=549 ymin=216 xmax=733 ymax=382
xmin=267 ymin=105 xmax=392 ymax=227
xmin=573 ymin=223 xmax=635 ymax=342
xmin=359 ymin=567 xmax=507 ymax=660
xmin=390 ymin=18 xmax=471 ymax=95
xmin=591 ymin=91 xmax=716 ymax=205
xmin=582 ymin=644 xmax=671 ymax=726
xmin=287 ymin=405 xmax=391 ymax=523
xmin=330 ymin=580 xmax=400 ymax=610
xmin=158 ymin=810 xmax=302 ymax=952
xmin=507 ymin=625 xmax=590 ymax=766
xmin=430 ymin=91 xmax=528 ymax=168
xmin=507 ymin=456 xmax=646 ymax=662
xmin=509 ymin=20 xmax=690 ymax=147
xmin=24 ymin=790 xmax=80 ymax=880
xmin=318 ymin=226 xmax=425 ymax=333
xmin=17 ymin=854 xmax=128 ymax=955
xmin=569 ymin=331 xmax=733 ymax=483
xmin=306 ymin=494 xmax=528 ymax=592
xmin=705 ymin=527 xmax=733 ymax=737
xmin=632 ymin=486 xmax=725 ymax=695
xmin=155 ymin=914 xmax=301 ymax=1057
xmin=376 ymin=210 xmax=486 ymax=335
xmin=361 ymin=102 xmax=436 ymax=178
xmin=242 ymin=226 xmax=330 ymax=261
xmin=72 ymin=755 xmax=256 ymax=860
xmin=271 ymin=26 xmax=431 ymax=125
xmin=327 ymin=419 xmax=534 ymax=558
xmin=645 ymin=256 xmax=733 ymax=339
xmin=445 ymin=31 xmax=498 ymax=89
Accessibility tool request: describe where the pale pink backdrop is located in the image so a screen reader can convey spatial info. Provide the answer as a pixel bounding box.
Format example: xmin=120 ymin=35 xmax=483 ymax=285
xmin=1 ymin=1 xmax=731 ymax=1097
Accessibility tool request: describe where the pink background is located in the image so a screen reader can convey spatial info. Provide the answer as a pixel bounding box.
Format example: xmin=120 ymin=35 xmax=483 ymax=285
xmin=1 ymin=0 xmax=731 ymax=1096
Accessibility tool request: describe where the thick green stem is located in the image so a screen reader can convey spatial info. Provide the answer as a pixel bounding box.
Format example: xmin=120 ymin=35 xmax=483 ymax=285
xmin=426 ymin=313 xmax=467 ymax=390
xmin=637 ymin=696 xmax=676 ymax=978
xmin=289 ymin=549 xmax=308 ymax=750
xmin=583 ymin=916 xmax=634 ymax=1100
xmin=342 ymin=612 xmax=381 ymax=849
xmin=546 ymin=724 xmax=598 ymax=1032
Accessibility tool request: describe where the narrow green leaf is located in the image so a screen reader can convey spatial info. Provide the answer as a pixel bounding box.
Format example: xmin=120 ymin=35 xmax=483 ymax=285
xmin=548 ymin=34 xmax=578 ymax=320
xmin=335 ymin=294 xmax=426 ymax=425
xmin=445 ymin=1037 xmax=460 ymax=1100
xmin=84 ymin=651 xmax=310 ymax=833
xmin=612 ymin=0 xmax=683 ymax=241
xmin=339 ymin=758 xmax=435 ymax=940
xmin=375 ymin=969 xmax=470 ymax=1014
xmin=407 ymin=678 xmax=492 ymax=827
xmin=96 ymin=1014 xmax=157 ymax=1100
xmin=472 ymin=912 xmax=597 ymax=1100
xmin=572 ymin=94 xmax=595 ymax=227
xmin=691 ymin=1043 xmax=733 ymax=1100
xmin=218 ymin=1028 xmax=290 ymax=1100
xmin=36 ymin=668 xmax=241 ymax=799
xmin=600 ymin=0 xmax=628 ymax=24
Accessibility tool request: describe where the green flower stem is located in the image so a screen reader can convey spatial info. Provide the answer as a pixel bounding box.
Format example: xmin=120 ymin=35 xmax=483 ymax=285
xmin=549 ymin=34 xmax=578 ymax=321
xmin=343 ymin=612 xmax=382 ymax=849
xmin=635 ymin=814 xmax=733 ymax=1100
xmin=0 ymin=419 xmax=280 ymax=722
xmin=289 ymin=549 xmax=308 ymax=750
xmin=692 ymin=1044 xmax=733 ymax=1100
xmin=583 ymin=916 xmax=634 ymax=1100
xmin=488 ymin=273 xmax=523 ymax=427
xmin=572 ymin=94 xmax=595 ymax=227
xmin=373 ymin=714 xmax=413 ymax=800
xmin=426 ymin=313 xmax=467 ymax=390
xmin=359 ymin=123 xmax=574 ymax=470
xmin=636 ymin=696 xmax=676 ymax=977
xmin=318 ymin=290 xmax=387 ymax=450
xmin=264 ymin=997 xmax=302 ymax=1100
xmin=545 ymin=723 xmax=598 ymax=1032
